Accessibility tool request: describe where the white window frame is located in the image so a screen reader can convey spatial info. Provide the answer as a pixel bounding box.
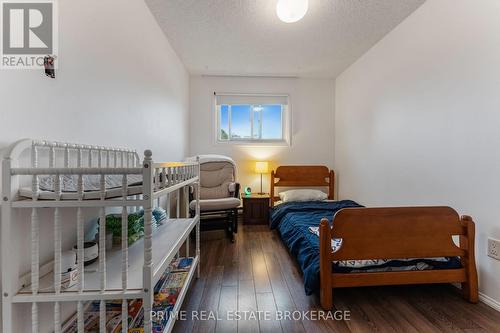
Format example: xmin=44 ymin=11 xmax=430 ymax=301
xmin=214 ymin=93 xmax=292 ymax=146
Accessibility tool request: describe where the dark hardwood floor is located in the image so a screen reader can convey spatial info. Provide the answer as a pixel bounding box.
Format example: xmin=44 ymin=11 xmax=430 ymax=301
xmin=173 ymin=223 xmax=500 ymax=333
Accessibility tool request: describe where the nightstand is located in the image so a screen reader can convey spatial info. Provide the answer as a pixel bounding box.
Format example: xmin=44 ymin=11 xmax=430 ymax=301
xmin=241 ymin=193 xmax=270 ymax=225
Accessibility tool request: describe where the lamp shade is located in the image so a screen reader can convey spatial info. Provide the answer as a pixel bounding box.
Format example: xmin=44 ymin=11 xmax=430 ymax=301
xmin=255 ymin=161 xmax=269 ymax=174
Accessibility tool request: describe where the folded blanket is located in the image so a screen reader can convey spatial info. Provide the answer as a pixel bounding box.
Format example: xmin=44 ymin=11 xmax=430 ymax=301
xmin=307 ymin=226 xmax=453 ymax=270
xmin=307 ymin=226 xmax=342 ymax=252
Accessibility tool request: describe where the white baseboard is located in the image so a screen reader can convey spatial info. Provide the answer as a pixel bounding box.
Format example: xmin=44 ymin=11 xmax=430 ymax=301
xmin=452 ymin=283 xmax=500 ymax=313
xmin=479 ymin=292 xmax=500 ymax=313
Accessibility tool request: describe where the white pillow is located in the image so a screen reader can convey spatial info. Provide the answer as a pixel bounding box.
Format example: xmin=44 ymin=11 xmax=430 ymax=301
xmin=279 ymin=189 xmax=328 ymax=203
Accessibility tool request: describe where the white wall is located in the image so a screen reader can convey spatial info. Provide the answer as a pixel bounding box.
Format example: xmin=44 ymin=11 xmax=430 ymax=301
xmin=0 ymin=0 xmax=189 ymax=331
xmin=189 ymin=76 xmax=335 ymax=193
xmin=335 ymin=0 xmax=500 ymax=306
xmin=0 ymin=0 xmax=189 ymax=161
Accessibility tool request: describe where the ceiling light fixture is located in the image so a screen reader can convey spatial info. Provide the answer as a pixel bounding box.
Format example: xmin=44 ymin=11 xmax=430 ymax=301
xmin=276 ymin=0 xmax=308 ymax=23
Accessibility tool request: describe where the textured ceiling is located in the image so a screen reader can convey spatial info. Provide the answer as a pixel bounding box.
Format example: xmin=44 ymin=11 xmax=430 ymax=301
xmin=145 ymin=0 xmax=426 ymax=78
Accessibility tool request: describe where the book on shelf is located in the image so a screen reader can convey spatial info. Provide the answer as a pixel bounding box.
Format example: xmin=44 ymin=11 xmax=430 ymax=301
xmin=61 ymin=257 xmax=195 ymax=333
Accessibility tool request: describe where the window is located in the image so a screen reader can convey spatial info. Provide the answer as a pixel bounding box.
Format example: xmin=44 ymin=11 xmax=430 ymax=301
xmin=215 ymin=93 xmax=290 ymax=145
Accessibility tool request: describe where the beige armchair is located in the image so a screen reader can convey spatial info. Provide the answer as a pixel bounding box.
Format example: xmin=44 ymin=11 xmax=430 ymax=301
xmin=188 ymin=155 xmax=240 ymax=242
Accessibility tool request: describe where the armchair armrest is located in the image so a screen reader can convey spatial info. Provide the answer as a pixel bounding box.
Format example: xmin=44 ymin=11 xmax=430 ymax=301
xmin=229 ymin=182 xmax=241 ymax=199
xmin=189 ymin=182 xmax=241 ymax=203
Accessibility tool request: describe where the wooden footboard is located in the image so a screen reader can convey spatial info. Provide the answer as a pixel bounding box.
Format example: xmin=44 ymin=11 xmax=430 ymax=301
xmin=319 ymin=206 xmax=478 ymax=310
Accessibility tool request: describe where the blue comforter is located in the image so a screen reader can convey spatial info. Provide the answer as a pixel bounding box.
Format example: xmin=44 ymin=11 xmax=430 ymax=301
xmin=270 ymin=200 xmax=361 ymax=295
xmin=270 ymin=200 xmax=461 ymax=295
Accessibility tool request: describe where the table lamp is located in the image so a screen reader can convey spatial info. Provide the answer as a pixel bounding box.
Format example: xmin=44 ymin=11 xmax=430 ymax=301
xmin=255 ymin=161 xmax=269 ymax=195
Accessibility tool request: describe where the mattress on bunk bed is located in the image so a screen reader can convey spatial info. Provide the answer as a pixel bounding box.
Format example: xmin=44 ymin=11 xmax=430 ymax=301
xmin=269 ymin=200 xmax=462 ymax=295
xmin=19 ymin=174 xmax=144 ymax=200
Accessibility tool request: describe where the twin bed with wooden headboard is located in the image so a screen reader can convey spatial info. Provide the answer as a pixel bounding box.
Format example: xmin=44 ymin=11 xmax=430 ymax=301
xmin=269 ymin=165 xmax=478 ymax=310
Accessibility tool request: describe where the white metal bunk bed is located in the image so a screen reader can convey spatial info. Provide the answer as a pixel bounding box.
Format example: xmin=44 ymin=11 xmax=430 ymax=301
xmin=1 ymin=139 xmax=201 ymax=333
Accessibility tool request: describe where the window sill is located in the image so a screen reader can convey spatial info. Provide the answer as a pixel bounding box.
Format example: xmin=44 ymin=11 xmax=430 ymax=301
xmin=215 ymin=140 xmax=290 ymax=147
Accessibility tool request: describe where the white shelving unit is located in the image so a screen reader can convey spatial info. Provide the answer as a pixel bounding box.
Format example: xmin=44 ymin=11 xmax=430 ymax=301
xmin=1 ymin=139 xmax=201 ymax=333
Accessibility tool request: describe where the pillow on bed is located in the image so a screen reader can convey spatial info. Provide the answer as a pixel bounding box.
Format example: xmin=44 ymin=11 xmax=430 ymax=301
xmin=279 ymin=189 xmax=328 ymax=203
